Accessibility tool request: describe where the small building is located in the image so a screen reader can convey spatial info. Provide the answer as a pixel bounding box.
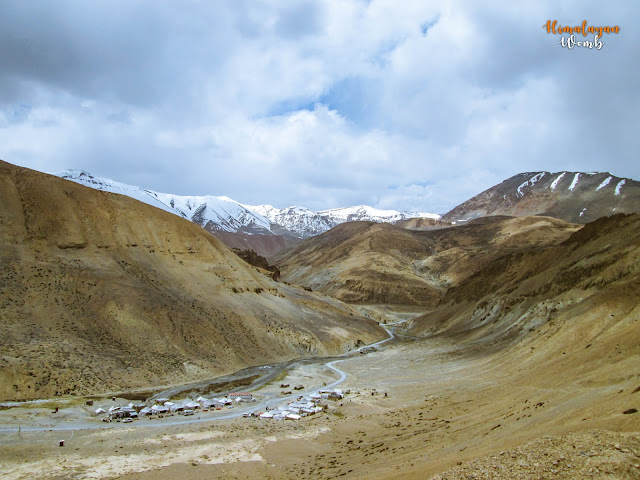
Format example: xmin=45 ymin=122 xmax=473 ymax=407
xmin=329 ymin=389 xmax=344 ymax=400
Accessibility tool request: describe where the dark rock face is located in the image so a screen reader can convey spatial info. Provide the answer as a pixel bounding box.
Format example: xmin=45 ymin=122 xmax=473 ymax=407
xmin=233 ymin=249 xmax=281 ymax=281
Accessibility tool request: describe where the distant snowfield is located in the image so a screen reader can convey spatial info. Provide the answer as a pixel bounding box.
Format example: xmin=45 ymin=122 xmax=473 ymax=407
xmin=51 ymin=169 xmax=440 ymax=239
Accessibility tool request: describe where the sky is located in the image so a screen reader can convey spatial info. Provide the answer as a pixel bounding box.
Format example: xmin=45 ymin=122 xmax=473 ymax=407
xmin=0 ymin=1 xmax=638 ymax=214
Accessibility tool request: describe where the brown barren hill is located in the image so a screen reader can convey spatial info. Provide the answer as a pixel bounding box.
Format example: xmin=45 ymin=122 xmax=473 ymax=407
xmin=409 ymin=213 xmax=640 ymax=339
xmin=407 ymin=213 xmax=640 ymax=393
xmin=274 ymin=216 xmax=580 ymax=307
xmin=0 ymin=160 xmax=385 ymax=401
xmin=273 ymin=221 xmax=443 ymax=306
xmin=442 ymin=171 xmax=640 ymax=225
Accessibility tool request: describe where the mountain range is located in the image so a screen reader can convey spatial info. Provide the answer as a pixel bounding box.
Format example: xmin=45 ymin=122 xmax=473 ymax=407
xmin=52 ymin=170 xmax=439 ymax=242
xmin=53 ymin=170 xmax=640 ymax=257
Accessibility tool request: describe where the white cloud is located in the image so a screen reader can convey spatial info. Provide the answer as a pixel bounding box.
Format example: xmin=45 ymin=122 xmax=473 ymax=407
xmin=0 ymin=0 xmax=638 ymax=214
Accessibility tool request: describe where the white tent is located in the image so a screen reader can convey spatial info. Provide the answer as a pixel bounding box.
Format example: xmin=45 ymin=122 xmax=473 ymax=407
xmin=259 ymin=412 xmax=273 ymax=419
xmin=94 ymin=408 xmax=106 ymax=415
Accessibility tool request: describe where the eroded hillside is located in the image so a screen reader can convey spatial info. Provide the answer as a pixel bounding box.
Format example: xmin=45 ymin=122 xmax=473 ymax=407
xmin=0 ymin=161 xmax=385 ymax=401
xmin=274 ymin=216 xmax=580 ymax=306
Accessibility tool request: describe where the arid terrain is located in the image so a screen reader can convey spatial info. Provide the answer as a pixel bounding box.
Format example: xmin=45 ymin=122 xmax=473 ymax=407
xmin=273 ymin=215 xmax=581 ymax=306
xmin=1 ymin=328 xmax=638 ymax=479
xmin=0 ymin=160 xmax=385 ymax=401
xmin=1 ymin=161 xmax=639 ymax=479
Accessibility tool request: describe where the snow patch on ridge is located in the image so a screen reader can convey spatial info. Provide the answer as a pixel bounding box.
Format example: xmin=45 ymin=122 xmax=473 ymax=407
xmin=550 ymin=172 xmax=566 ymax=191
xmin=615 ymin=179 xmax=626 ymax=196
xmin=517 ymin=172 xmax=546 ymax=197
xmin=568 ymin=173 xmax=581 ymax=191
xmin=596 ymin=176 xmax=612 ymax=191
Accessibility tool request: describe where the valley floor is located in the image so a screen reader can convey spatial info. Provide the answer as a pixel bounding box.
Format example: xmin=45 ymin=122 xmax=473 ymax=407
xmin=1 ymin=332 xmax=639 ymax=479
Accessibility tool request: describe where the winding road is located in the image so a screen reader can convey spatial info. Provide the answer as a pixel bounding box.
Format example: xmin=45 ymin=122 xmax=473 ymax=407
xmin=0 ymin=322 xmax=402 ymax=433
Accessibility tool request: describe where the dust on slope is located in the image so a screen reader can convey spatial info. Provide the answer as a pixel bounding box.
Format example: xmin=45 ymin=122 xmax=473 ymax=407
xmin=0 ymin=160 xmax=385 ymax=401
xmin=274 ymin=216 xmax=579 ymax=307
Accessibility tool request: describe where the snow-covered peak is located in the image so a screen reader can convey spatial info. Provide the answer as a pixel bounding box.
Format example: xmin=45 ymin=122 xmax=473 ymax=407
xmin=52 ymin=169 xmax=180 ymax=217
xmin=51 ymin=169 xmax=441 ymax=239
xmin=406 ymin=211 xmax=441 ymax=220
xmin=318 ymin=205 xmax=440 ymax=225
xmin=51 ymin=170 xmax=271 ymax=234
xmin=246 ymin=204 xmax=279 ymax=219
xmin=319 ymin=205 xmax=403 ymax=224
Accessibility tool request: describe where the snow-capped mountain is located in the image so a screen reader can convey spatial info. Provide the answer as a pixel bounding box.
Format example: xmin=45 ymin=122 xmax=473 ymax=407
xmin=318 ymin=206 xmax=439 ymax=225
xmin=245 ymin=205 xmax=335 ymax=238
xmin=52 ymin=170 xmax=272 ymax=235
xmin=442 ymin=171 xmax=640 ymax=225
xmin=244 ymin=204 xmax=441 ymax=238
xmin=51 ymin=170 xmax=441 ymax=239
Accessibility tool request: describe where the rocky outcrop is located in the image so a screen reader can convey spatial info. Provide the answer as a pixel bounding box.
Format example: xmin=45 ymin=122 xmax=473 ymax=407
xmin=232 ymin=248 xmax=281 ymax=281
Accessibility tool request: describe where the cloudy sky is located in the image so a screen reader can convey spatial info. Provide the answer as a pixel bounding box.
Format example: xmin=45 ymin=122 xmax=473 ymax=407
xmin=0 ymin=1 xmax=637 ymax=213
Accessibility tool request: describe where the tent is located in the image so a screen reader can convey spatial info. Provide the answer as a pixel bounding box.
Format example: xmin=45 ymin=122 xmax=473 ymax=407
xmin=151 ymin=404 xmax=168 ymax=414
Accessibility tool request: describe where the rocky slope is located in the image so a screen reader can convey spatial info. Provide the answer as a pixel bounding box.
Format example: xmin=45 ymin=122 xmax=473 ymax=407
xmin=407 ymin=213 xmax=640 ymax=349
xmin=442 ymin=171 xmax=640 ymax=224
xmin=273 ymin=216 xmax=580 ymax=306
xmin=0 ymin=160 xmax=385 ymax=401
